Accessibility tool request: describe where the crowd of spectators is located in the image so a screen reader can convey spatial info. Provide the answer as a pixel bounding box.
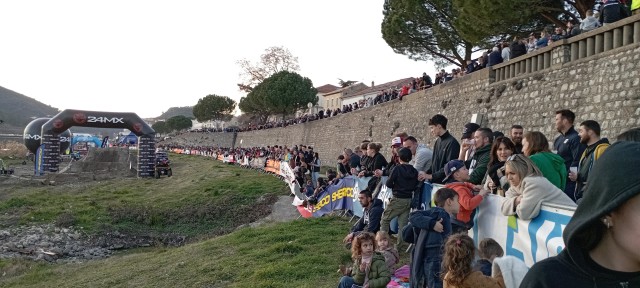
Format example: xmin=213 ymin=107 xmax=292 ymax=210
xmin=161 ymin=111 xmax=640 ymax=287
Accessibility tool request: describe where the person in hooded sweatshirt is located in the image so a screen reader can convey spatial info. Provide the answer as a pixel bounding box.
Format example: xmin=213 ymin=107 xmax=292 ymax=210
xmin=381 ymin=147 xmax=418 ymax=250
xmin=520 ymin=141 xmax=640 ymax=288
xmin=522 ymin=131 xmax=567 ymax=191
xmin=500 ymin=154 xmax=576 ymax=220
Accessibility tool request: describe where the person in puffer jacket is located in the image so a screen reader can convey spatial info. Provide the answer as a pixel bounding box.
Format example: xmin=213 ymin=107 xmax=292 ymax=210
xmin=402 ymin=188 xmax=459 ymax=288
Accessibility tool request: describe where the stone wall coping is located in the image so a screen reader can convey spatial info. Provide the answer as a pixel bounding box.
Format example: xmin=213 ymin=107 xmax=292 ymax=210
xmin=490 ymin=14 xmax=640 ymax=71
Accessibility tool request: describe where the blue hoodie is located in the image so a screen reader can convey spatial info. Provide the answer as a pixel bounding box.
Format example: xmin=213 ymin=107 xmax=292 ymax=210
xmin=402 ymin=207 xmax=452 ymax=288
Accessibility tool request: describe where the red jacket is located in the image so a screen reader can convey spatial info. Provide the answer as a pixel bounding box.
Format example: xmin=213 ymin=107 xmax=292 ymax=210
xmin=445 ymin=182 xmax=484 ymax=223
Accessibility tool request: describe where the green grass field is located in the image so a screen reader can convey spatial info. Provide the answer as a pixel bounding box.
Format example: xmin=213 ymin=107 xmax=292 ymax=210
xmin=0 ymin=217 xmax=353 ymax=288
xmin=0 ymin=154 xmax=287 ymax=238
xmin=0 ymin=153 xmax=362 ymax=287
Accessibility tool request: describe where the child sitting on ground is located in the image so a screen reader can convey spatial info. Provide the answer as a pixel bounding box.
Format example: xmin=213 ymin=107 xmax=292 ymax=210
xmin=474 ymin=238 xmax=504 ymax=276
xmin=375 ymin=231 xmax=399 ymax=274
xmin=442 ymin=234 xmax=505 ymax=288
xmin=402 ymin=188 xmax=458 ymax=288
xmin=338 ymin=232 xmax=391 ymax=288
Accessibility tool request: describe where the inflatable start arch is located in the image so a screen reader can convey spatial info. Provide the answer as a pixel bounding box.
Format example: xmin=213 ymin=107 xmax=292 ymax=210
xmin=40 ymin=109 xmax=156 ymax=177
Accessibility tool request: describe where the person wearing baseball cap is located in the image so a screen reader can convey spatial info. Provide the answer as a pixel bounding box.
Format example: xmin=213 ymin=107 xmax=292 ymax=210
xmin=460 ymin=122 xmax=481 ymax=162
xmin=443 ymin=159 xmax=489 ymax=233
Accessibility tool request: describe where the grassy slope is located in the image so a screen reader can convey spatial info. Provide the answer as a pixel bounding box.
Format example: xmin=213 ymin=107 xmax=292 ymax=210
xmin=0 ymin=153 xmax=369 ymax=287
xmin=0 ymin=217 xmax=353 ymax=288
xmin=0 ymin=154 xmax=287 ymax=237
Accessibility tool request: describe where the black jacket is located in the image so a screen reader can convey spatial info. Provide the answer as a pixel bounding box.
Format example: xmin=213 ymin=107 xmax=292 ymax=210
xmin=554 ymin=126 xmax=586 ymax=197
xmin=363 ymin=152 xmax=388 ymax=177
xmin=510 ymin=41 xmax=527 ymax=59
xmin=350 ymin=198 xmax=384 ymax=235
xmin=520 ymin=142 xmax=640 ymax=288
xmin=385 ymin=163 xmax=419 ymax=198
xmin=428 ymin=131 xmax=460 ymax=184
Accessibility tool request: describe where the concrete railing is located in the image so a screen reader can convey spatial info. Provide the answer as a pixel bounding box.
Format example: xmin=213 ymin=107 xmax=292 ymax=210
xmin=492 ymin=14 xmax=640 ymax=83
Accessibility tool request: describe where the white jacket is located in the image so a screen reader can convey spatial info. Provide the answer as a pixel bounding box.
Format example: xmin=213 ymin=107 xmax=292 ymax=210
xmin=492 ymin=256 xmax=529 ymax=288
xmin=500 ymin=176 xmax=576 ymax=220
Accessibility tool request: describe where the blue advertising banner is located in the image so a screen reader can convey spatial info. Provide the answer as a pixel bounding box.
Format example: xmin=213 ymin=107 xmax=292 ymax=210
xmin=311 ymin=177 xmax=355 ymax=217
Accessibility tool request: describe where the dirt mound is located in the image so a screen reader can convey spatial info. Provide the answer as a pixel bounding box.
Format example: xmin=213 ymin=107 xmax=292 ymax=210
xmin=67 ymin=147 xmax=137 ymax=177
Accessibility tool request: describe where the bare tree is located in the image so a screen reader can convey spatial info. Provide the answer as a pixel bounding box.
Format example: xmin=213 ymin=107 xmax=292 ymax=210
xmin=236 ymin=46 xmax=300 ymax=93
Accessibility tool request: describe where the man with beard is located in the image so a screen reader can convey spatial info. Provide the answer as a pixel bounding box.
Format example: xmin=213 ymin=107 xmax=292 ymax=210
xmin=465 ymin=128 xmax=493 ymax=185
xmin=510 ymin=125 xmax=524 ymax=154
xmin=343 ymin=189 xmax=383 ymax=248
xmin=570 ymin=120 xmax=610 ymax=202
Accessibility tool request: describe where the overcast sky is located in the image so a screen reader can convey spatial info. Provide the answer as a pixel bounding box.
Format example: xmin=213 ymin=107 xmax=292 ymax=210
xmin=0 ymin=0 xmax=437 ymax=118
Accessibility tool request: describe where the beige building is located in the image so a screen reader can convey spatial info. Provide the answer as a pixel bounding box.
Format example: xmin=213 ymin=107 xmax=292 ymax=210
xmin=341 ymin=77 xmax=414 ymax=107
xmin=322 ymin=83 xmax=368 ymax=111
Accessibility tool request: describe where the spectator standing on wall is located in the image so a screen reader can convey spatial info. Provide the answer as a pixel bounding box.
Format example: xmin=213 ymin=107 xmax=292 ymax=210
xmin=551 ymin=26 xmax=566 ymax=42
xmin=487 ymin=47 xmax=503 ymax=67
xmin=425 ymin=114 xmax=461 ymax=184
xmin=422 ymin=72 xmax=433 ymax=89
xmin=465 ymin=60 xmax=477 ymax=74
xmin=600 ymin=0 xmax=629 ymax=26
xmin=566 ymin=21 xmax=581 ymax=38
xmin=580 ymin=10 xmax=601 ymax=32
xmin=510 ymin=36 xmax=527 ymax=59
xmin=501 ymin=42 xmax=511 ymax=62
xmin=527 ymin=33 xmax=537 ymax=53
xmin=554 ymin=110 xmax=586 ymax=202
xmin=536 ymin=30 xmax=549 ymax=49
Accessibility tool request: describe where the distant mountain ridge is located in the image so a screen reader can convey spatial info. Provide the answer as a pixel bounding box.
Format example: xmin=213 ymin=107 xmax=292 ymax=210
xmin=155 ymin=106 xmax=194 ymax=120
xmin=0 ymin=85 xmax=60 ymax=134
xmin=0 ymin=85 xmax=194 ymax=135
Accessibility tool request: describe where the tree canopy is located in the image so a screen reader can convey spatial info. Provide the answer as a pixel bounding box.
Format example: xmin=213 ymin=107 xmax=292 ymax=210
xmin=152 ymin=121 xmax=170 ymax=134
xmin=338 ymin=79 xmax=357 ymax=88
xmin=239 ymin=71 xmax=317 ymax=121
xmin=165 ymin=115 xmax=193 ymax=132
xmin=381 ymin=0 xmax=594 ymax=67
xmin=236 ymin=46 xmax=300 ymax=93
xmin=382 ymin=0 xmax=479 ymax=68
xmin=192 ymin=94 xmax=236 ymax=123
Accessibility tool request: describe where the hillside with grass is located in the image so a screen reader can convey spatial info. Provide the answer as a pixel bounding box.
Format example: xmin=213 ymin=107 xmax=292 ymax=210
xmin=156 ymin=106 xmax=194 ymax=120
xmin=0 ymin=86 xmax=60 ymax=134
xmin=0 ymin=153 xmax=356 ymax=287
xmin=0 ymin=217 xmax=352 ymax=288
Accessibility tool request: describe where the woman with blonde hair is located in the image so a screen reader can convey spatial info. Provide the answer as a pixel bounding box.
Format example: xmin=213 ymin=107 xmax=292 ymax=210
xmin=500 ymin=154 xmax=576 ymax=220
